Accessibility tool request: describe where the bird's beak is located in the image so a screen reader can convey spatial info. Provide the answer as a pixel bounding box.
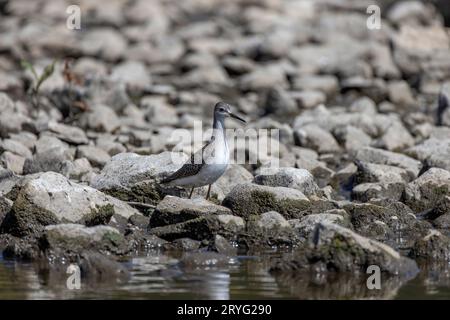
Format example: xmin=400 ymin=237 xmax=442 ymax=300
xmin=229 ymin=111 xmax=246 ymax=123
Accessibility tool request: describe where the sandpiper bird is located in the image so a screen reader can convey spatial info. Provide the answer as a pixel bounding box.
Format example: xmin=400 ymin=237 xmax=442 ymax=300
xmin=161 ymin=102 xmax=246 ymax=199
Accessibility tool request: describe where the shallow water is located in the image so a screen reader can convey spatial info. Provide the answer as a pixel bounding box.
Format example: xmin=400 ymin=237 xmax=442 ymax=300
xmin=1 ymin=252 xmax=450 ymax=300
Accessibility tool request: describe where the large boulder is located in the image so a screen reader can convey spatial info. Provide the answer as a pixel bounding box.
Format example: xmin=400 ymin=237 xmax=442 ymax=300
xmin=344 ymin=201 xmax=430 ymax=249
xmin=91 ymin=152 xmax=187 ymax=204
xmin=271 ymin=222 xmax=419 ymax=278
xmin=222 ymin=183 xmax=310 ymax=220
xmin=41 ymin=224 xmax=129 ymax=257
xmin=2 ymin=172 xmax=140 ymax=236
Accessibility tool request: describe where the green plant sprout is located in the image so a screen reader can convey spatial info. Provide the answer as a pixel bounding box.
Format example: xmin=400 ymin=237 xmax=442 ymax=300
xmin=21 ymin=59 xmax=57 ymax=94
xmin=21 ymin=59 xmax=57 ymax=108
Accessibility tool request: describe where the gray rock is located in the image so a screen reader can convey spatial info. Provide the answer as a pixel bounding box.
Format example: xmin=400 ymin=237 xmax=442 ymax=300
xmin=350 ymin=97 xmax=378 ymax=114
xmin=208 ymin=234 xmax=237 ymax=255
xmin=355 ymin=146 xmax=422 ymax=179
xmin=404 ymin=168 xmax=450 ymax=212
xmin=387 ymin=1 xmax=437 ymax=26
xmin=293 ymin=105 xmax=377 ymax=136
xmin=292 ymin=75 xmax=339 ymax=97
xmin=264 ymin=86 xmax=298 ymax=117
xmin=8 ymin=132 xmax=37 ymax=150
xmin=41 ymin=224 xmax=128 ymax=256
xmin=68 ymin=158 xmax=93 ymax=181
xmin=291 ymin=90 xmax=326 ymax=109
xmin=254 ymin=167 xmax=318 ymax=196
xmin=370 ymin=45 xmax=401 ymax=79
xmin=222 ymin=183 xmax=310 ymax=220
xmin=271 ymin=222 xmax=419 ymax=278
xmin=355 ymin=162 xmax=410 ymax=184
xmin=427 ymin=196 xmax=450 ymax=224
xmin=142 ymin=97 xmax=178 ymax=127
xmin=76 ymin=145 xmax=111 ymax=167
xmin=248 ymin=117 xmax=295 ymax=145
xmin=96 ymin=139 xmax=126 ymax=156
xmin=181 ymin=52 xmax=218 ymax=71
xmin=177 ymin=66 xmax=230 ymax=89
xmin=81 ymin=28 xmax=127 ymax=61
xmin=47 ymin=121 xmax=89 ymax=145
xmin=244 ymin=210 xmax=300 ymax=248
xmin=239 ymin=65 xmax=287 ymax=91
xmin=0 ymin=168 xmax=21 ymax=198
xmin=433 ymin=213 xmax=450 ymax=229
xmin=78 ymin=251 xmax=130 ymax=283
xmin=352 ymin=182 xmax=404 ymax=202
xmin=0 ymin=93 xmax=14 ymax=112
xmin=85 ymin=104 xmax=120 ymax=133
xmin=0 ymin=152 xmax=25 ymax=175
xmin=344 ymin=201 xmax=429 ymax=249
xmin=221 ymin=56 xmax=255 ymax=75
xmin=149 ymin=196 xmax=232 ymax=228
xmin=254 ymin=211 xmax=291 ymax=230
xmin=35 ymin=135 xmax=70 ymax=154
xmin=392 ymin=25 xmax=449 ymax=78
xmin=333 ymin=125 xmax=372 ymax=152
xmin=0 ymin=112 xmax=30 ymax=139
xmin=388 ymin=80 xmax=416 ymax=107
xmin=23 ymin=141 xmax=73 ymax=176
xmin=4 ymin=172 xmax=140 ymax=236
xmin=110 ymin=61 xmax=151 ymax=89
xmin=0 ymin=196 xmax=13 ymax=228
xmin=149 ymin=214 xmax=245 ymax=242
xmin=0 ymin=139 xmax=32 ymax=158
xmin=211 ymin=165 xmax=253 ymax=201
xmin=410 ymin=230 xmax=450 ymax=261
xmin=289 ymin=212 xmax=350 ymax=238
xmin=406 ymin=138 xmax=450 ymax=172
xmin=294 ymin=124 xmax=340 ymax=153
xmin=374 ymin=120 xmax=415 ymax=151
xmin=91 ymin=152 xmax=187 ymax=204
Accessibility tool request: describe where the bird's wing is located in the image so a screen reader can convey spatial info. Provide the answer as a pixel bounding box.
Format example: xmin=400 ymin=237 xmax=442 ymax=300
xmin=161 ymin=137 xmax=214 ymax=183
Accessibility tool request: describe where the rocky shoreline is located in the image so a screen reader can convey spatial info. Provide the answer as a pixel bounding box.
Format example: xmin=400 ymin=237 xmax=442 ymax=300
xmin=1 ymin=0 xmax=450 ymax=295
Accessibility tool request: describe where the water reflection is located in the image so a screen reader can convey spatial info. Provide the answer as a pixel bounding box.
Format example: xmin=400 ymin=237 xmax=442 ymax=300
xmin=2 ymin=252 xmax=450 ymax=299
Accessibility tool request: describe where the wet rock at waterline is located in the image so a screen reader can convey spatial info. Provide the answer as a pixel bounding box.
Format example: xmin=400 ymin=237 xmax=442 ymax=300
xmin=1 ymin=172 xmax=140 ymax=236
xmin=149 ymin=196 xmax=232 ymax=228
xmin=0 ymin=0 xmax=450 ymax=298
xmin=271 ymin=222 xmax=419 ymax=278
xmin=148 ymin=214 xmax=244 ymax=242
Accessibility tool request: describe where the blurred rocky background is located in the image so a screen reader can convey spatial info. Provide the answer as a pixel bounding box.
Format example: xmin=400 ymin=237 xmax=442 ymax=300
xmin=0 ymin=0 xmax=450 ymax=299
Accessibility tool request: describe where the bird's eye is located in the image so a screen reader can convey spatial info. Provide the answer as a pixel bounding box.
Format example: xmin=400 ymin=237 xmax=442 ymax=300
xmin=219 ymin=108 xmax=225 ymax=112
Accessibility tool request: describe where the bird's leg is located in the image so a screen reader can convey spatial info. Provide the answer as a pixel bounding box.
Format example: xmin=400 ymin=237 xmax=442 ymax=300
xmin=189 ymin=187 xmax=194 ymax=199
xmin=206 ymin=184 xmax=212 ymax=200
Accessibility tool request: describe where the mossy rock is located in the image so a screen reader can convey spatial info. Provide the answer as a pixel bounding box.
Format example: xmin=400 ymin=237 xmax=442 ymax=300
xmin=222 ymin=183 xmax=310 ymax=220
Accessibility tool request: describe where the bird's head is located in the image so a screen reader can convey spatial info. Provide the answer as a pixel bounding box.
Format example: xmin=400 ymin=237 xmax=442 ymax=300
xmin=214 ymin=102 xmax=246 ymax=124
